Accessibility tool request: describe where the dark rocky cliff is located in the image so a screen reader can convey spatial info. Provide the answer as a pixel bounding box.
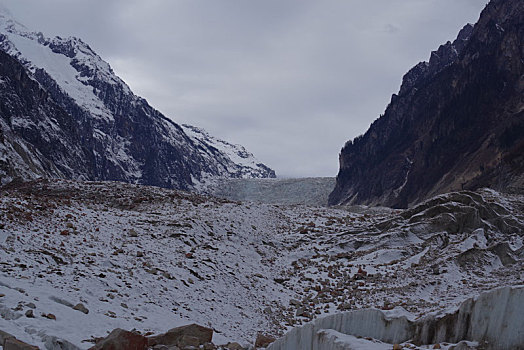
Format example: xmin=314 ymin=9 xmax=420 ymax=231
xmin=0 ymin=13 xmax=275 ymax=188
xmin=329 ymin=0 xmax=523 ymax=208
xmin=0 ymin=49 xmax=91 ymax=182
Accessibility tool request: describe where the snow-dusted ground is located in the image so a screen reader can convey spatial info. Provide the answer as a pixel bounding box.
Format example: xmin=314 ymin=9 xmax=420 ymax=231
xmin=0 ymin=180 xmax=522 ymax=349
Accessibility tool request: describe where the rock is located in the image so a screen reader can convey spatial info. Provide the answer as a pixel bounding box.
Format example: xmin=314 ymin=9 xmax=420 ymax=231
xmin=203 ymin=343 xmax=216 ymax=350
xmin=4 ymin=338 xmax=39 ymax=350
xmin=44 ymin=313 xmax=56 ymax=320
xmin=177 ymin=335 xmax=200 ymax=348
xmin=26 ymin=303 xmax=36 ymax=309
xmin=289 ymin=299 xmax=300 ymax=307
xmin=0 ymin=330 xmax=16 ymax=345
xmin=89 ymin=328 xmax=148 ymax=350
xmin=433 ymin=344 xmax=441 ymax=349
xmin=128 ymin=229 xmax=138 ymax=237
xmin=225 ymin=342 xmax=244 ymax=350
xmin=25 ymin=309 xmax=34 ymax=318
xmin=296 ymin=307 xmax=306 ymax=317
xmin=329 ymin=0 xmax=524 ymax=208
xmin=254 ymin=334 xmax=275 ymax=348
xmin=393 ymin=344 xmax=402 ymax=350
xmin=148 ymin=324 xmax=213 ymax=348
xmin=73 ymin=303 xmax=89 ymax=314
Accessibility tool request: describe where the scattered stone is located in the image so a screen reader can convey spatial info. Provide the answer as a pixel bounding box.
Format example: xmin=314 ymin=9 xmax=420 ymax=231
xmin=26 ymin=303 xmax=36 ymax=309
xmin=43 ymin=313 xmax=56 ymax=320
xmin=128 ymin=229 xmax=138 ymax=237
xmin=296 ymin=307 xmax=306 ymax=317
xmin=393 ymin=344 xmax=402 ymax=350
xmin=136 ymin=251 xmax=144 ymax=257
xmin=73 ymin=303 xmax=89 ymax=314
xmin=289 ymin=299 xmax=300 ymax=307
xmin=89 ymin=328 xmax=148 ymax=350
xmin=25 ymin=309 xmax=34 ymax=318
xmin=433 ymin=344 xmax=441 ymax=349
xmin=254 ymin=333 xmax=275 ymax=348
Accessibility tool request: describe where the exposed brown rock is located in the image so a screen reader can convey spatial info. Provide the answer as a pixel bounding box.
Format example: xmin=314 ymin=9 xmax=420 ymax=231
xmin=254 ymin=333 xmax=276 ymax=348
xmin=148 ymin=324 xmax=213 ymax=348
xmin=73 ymin=303 xmax=89 ymax=314
xmin=3 ymin=338 xmax=39 ymax=350
xmin=89 ymin=329 xmax=148 ymax=350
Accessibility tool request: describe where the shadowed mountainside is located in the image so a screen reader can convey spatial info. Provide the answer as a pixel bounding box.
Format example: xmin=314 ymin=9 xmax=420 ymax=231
xmin=329 ymin=0 xmax=524 ymax=208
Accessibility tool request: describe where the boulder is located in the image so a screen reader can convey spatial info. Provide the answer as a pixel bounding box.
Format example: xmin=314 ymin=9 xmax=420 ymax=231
xmin=0 ymin=330 xmax=16 ymax=346
xmin=148 ymin=324 xmax=212 ymax=347
xmin=255 ymin=334 xmax=275 ymax=348
xmin=73 ymin=303 xmax=89 ymax=314
xmin=225 ymin=342 xmax=244 ymax=350
xmin=4 ymin=338 xmax=39 ymax=350
xmin=89 ymin=329 xmax=148 ymax=350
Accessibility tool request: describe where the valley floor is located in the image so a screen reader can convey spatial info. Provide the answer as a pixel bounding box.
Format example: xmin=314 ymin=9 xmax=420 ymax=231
xmin=0 ymin=179 xmax=522 ymax=349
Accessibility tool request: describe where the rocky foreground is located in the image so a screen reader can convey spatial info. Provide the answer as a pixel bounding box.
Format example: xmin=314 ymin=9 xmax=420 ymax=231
xmin=0 ymin=179 xmax=522 ymax=349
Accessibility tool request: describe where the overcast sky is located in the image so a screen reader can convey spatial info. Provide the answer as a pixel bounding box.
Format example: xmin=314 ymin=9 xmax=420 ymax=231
xmin=2 ymin=0 xmax=488 ymax=177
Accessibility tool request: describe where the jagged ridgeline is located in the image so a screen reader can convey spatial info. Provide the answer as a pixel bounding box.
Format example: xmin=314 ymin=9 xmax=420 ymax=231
xmin=330 ymin=0 xmax=524 ymax=208
xmin=0 ymin=11 xmax=275 ymax=189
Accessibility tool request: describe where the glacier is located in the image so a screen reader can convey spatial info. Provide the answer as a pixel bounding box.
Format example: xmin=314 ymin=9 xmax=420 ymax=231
xmin=268 ymin=286 xmax=524 ymax=350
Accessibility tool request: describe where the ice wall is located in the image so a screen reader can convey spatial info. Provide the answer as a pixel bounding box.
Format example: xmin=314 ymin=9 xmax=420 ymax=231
xmin=268 ymin=286 xmax=524 ymax=350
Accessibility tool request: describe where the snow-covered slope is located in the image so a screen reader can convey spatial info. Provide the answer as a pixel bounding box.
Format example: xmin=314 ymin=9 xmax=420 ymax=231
xmin=181 ymin=124 xmax=275 ymax=181
xmin=0 ymin=9 xmax=274 ymax=189
xmin=0 ymin=180 xmax=522 ymax=348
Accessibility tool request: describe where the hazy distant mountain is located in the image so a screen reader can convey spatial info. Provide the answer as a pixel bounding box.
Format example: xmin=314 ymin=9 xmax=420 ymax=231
xmin=330 ymin=0 xmax=523 ymax=208
xmin=0 ymin=10 xmax=275 ymax=188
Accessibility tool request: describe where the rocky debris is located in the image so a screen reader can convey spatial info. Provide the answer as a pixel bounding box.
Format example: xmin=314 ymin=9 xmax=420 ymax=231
xmin=148 ymin=324 xmax=213 ymax=348
xmin=0 ymin=179 xmax=522 ymax=346
xmin=87 ymin=325 xmax=247 ymax=350
xmin=24 ymin=309 xmax=34 ymax=318
xmin=89 ymin=329 xmax=148 ymax=350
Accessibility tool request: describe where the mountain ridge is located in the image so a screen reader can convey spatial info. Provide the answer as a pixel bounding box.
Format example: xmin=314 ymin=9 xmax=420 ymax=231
xmin=0 ymin=9 xmax=275 ymax=188
xmin=329 ymin=0 xmax=524 ymax=208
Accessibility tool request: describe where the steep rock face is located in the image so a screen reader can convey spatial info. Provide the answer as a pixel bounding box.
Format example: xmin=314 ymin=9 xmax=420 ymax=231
xmin=0 ymin=49 xmax=90 ymax=183
xmin=0 ymin=11 xmax=274 ymax=188
xmin=329 ymin=0 xmax=524 ymax=208
xmin=181 ymin=124 xmax=276 ymax=180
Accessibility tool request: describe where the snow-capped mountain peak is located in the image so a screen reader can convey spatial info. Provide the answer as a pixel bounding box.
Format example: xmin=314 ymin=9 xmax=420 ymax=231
xmin=182 ymin=124 xmax=275 ymax=180
xmin=0 ymin=7 xmax=275 ymax=188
